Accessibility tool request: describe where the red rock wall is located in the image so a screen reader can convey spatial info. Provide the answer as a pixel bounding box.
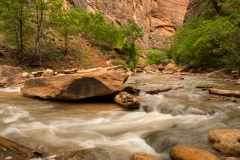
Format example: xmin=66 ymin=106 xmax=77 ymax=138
xmin=69 ymin=0 xmax=190 ymax=50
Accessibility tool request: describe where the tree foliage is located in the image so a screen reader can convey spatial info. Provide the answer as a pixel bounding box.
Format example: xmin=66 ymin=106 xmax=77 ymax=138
xmin=145 ymin=49 xmax=169 ymax=66
xmin=121 ymin=20 xmax=143 ymax=70
xmin=0 ymin=1 xmax=143 ymax=69
xmin=168 ymin=0 xmax=240 ymax=70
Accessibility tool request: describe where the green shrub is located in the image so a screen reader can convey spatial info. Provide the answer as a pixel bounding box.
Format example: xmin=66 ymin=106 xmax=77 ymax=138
xmin=145 ymin=49 xmax=169 ymax=66
xmin=111 ymin=59 xmax=128 ymax=70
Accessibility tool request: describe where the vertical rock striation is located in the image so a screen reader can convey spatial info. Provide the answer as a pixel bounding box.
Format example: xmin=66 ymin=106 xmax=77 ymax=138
xmin=68 ymin=0 xmax=190 ymax=50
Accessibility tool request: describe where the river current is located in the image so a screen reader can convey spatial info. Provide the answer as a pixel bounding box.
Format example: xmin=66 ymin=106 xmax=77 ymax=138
xmin=1 ymin=73 xmax=240 ymax=160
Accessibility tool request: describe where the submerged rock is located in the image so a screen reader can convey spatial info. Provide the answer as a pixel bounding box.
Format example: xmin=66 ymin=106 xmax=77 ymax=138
xmin=130 ymin=153 xmax=161 ymax=160
xmin=21 ymin=70 xmax=128 ymax=100
xmin=208 ymin=129 xmax=240 ymax=157
xmin=0 ymin=135 xmax=47 ymax=159
xmin=64 ymin=148 xmax=113 ymax=160
xmin=170 ymin=146 xmax=219 ymax=160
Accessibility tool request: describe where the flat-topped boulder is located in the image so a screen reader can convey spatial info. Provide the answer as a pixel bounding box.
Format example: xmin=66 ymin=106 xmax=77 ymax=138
xmin=21 ymin=70 xmax=128 ymax=100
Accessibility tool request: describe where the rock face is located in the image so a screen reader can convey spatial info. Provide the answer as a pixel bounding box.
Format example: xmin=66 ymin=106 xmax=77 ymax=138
xmin=69 ymin=0 xmax=190 ymax=50
xmin=184 ymin=0 xmax=205 ymax=23
xmin=0 ymin=65 xmax=24 ymax=87
xmin=208 ymin=129 xmax=240 ymax=157
xmin=21 ymin=70 xmax=128 ymax=100
xmin=170 ymin=146 xmax=219 ymax=160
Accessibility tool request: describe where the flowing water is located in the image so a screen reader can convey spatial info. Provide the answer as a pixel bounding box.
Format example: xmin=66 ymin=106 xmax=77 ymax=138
xmin=1 ymin=73 xmax=240 ymax=160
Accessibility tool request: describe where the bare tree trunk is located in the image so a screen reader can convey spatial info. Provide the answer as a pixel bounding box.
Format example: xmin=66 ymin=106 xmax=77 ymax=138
xmin=210 ymin=0 xmax=222 ymax=15
xmin=14 ymin=27 xmax=20 ymax=57
xmin=64 ymin=33 xmax=69 ymax=56
xmin=34 ymin=0 xmax=44 ymax=66
xmin=19 ymin=0 xmax=24 ymax=59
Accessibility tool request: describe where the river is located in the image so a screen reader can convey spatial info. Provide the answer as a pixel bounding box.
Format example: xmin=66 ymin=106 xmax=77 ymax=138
xmin=1 ymin=73 xmax=240 ymax=160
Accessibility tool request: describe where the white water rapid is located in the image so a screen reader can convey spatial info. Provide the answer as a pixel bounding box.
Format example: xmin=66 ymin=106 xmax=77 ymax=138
xmin=1 ymin=74 xmax=240 ymax=160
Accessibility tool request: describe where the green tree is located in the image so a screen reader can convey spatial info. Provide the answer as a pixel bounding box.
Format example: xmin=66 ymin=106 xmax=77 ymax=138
xmin=168 ymin=0 xmax=240 ymax=71
xmin=33 ymin=0 xmax=50 ymax=65
xmin=145 ymin=49 xmax=169 ymax=66
xmin=121 ymin=20 xmax=143 ymax=70
xmin=0 ymin=0 xmax=31 ymax=60
xmin=50 ymin=0 xmax=79 ymax=55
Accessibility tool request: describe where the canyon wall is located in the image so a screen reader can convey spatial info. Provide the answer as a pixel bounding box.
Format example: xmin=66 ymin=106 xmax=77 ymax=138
xmin=68 ymin=0 xmax=190 ymax=51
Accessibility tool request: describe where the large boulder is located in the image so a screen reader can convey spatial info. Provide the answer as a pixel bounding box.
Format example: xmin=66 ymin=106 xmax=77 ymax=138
xmin=170 ymin=146 xmax=219 ymax=160
xmin=208 ymin=129 xmax=240 ymax=157
xmin=21 ymin=70 xmax=128 ymax=100
xmin=0 ymin=65 xmax=24 ymax=87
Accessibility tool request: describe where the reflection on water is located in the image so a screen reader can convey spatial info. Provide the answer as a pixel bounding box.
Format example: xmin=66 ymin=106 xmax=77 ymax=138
xmin=1 ymin=74 xmax=240 ymax=160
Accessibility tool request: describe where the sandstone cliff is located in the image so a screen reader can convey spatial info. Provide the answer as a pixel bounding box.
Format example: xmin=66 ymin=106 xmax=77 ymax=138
xmin=184 ymin=0 xmax=205 ymax=23
xmin=68 ymin=0 xmax=189 ymax=51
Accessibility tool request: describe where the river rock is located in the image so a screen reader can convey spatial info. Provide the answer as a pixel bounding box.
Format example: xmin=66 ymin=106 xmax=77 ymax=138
xmin=208 ymin=129 xmax=240 ymax=157
xmin=21 ymin=72 xmax=30 ymax=78
xmin=123 ymin=86 xmax=141 ymax=95
xmin=41 ymin=69 xmax=54 ymax=77
xmin=114 ymin=91 xmax=140 ymax=109
xmin=0 ymin=65 xmax=24 ymax=87
xmin=170 ymin=146 xmax=219 ymax=160
xmin=64 ymin=148 xmax=112 ymax=160
xmin=130 ymin=153 xmax=161 ymax=160
xmin=209 ymin=88 xmax=240 ymax=98
xmin=206 ymin=68 xmax=232 ymax=78
xmin=144 ymin=64 xmax=160 ymax=73
xmin=21 ymin=70 xmax=128 ymax=100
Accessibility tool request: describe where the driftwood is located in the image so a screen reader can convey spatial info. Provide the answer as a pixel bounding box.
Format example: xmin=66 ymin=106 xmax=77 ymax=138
xmin=209 ymin=88 xmax=240 ymax=98
xmin=146 ymin=85 xmax=184 ymax=94
xmin=57 ymin=68 xmax=77 ymax=74
xmin=0 ymin=135 xmax=47 ymax=159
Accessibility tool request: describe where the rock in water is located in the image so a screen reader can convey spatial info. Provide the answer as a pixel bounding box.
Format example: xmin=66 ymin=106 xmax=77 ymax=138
xmin=64 ymin=148 xmax=113 ymax=160
xmin=130 ymin=153 xmax=161 ymax=160
xmin=209 ymin=129 xmax=240 ymax=157
xmin=114 ymin=91 xmax=140 ymax=109
xmin=21 ymin=70 xmax=128 ymax=100
xmin=170 ymin=146 xmax=219 ymax=160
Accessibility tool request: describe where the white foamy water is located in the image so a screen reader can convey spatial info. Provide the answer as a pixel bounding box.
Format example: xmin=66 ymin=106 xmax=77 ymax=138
xmin=1 ymin=74 xmax=240 ymax=160
xmin=0 ymin=87 xmax=21 ymax=93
